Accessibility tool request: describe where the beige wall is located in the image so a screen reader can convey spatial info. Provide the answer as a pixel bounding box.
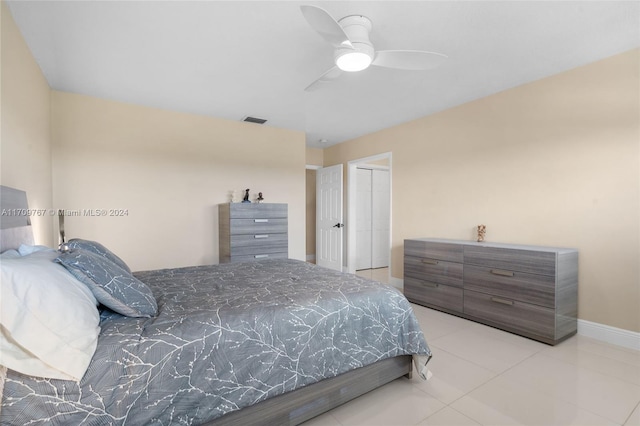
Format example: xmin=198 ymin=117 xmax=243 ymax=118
xmin=1 ymin=1 xmax=54 ymax=246
xmin=324 ymin=49 xmax=640 ymax=333
xmin=306 ymin=147 xmax=323 ymax=167
xmin=305 ymin=169 xmax=316 ymax=258
xmin=51 ymin=92 xmax=306 ymax=271
xmin=305 ymin=147 xmax=323 ymax=259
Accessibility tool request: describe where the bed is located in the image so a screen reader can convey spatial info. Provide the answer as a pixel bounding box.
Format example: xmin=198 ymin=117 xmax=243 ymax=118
xmin=0 ymin=185 xmax=431 ymax=425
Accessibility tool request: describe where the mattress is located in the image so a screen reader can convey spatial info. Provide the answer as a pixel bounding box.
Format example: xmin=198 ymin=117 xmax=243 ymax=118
xmin=1 ymin=259 xmax=430 ymax=425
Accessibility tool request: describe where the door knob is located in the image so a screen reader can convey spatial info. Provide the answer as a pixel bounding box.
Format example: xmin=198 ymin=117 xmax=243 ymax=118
xmin=333 ymin=223 xmax=344 ymax=228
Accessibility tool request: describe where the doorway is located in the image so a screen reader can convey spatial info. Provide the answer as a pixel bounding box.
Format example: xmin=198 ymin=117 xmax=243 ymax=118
xmin=347 ymin=153 xmax=392 ymax=281
xmin=355 ymin=166 xmax=390 ymax=270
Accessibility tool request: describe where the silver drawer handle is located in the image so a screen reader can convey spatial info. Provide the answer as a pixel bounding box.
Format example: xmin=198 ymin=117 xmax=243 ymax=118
xmin=422 ymin=259 xmax=439 ymax=265
xmin=421 ymin=282 xmax=439 ymax=289
xmin=254 ymin=219 xmax=269 ymax=223
xmin=254 ymin=254 xmax=269 ymax=259
xmin=490 ymin=269 xmax=514 ymax=277
xmin=254 ymin=234 xmax=269 ymax=239
xmin=490 ymin=297 xmax=514 ymax=306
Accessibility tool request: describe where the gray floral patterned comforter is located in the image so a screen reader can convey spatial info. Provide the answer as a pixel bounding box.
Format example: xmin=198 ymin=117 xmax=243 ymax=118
xmin=1 ymin=259 xmax=430 ymax=425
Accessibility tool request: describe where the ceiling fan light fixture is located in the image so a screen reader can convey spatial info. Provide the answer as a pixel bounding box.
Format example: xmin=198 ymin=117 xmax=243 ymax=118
xmin=336 ymin=51 xmax=372 ymax=72
xmin=335 ymin=42 xmax=374 ymax=72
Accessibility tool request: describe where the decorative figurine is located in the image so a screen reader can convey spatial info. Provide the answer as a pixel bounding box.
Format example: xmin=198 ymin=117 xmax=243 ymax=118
xmin=242 ymin=189 xmax=251 ymax=203
xmin=477 ymin=224 xmax=486 ymax=242
xmin=257 ymin=192 xmax=264 ymax=203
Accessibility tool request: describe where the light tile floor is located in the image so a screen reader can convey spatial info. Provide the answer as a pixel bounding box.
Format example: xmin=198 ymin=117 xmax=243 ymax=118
xmin=355 ymin=267 xmax=390 ymax=282
xmin=302 ymin=276 xmax=640 ymax=426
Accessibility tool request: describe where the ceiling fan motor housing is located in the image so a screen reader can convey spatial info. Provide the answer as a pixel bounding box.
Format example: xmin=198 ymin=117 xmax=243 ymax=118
xmin=339 ymin=15 xmax=372 ymax=41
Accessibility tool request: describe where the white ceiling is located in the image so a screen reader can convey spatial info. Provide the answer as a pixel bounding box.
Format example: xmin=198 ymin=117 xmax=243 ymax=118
xmin=6 ymin=1 xmax=639 ymax=148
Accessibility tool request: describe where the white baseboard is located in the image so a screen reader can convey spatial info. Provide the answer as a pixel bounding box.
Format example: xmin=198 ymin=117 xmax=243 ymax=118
xmin=389 ymin=277 xmax=403 ymax=290
xmin=577 ymin=319 xmax=640 ymax=351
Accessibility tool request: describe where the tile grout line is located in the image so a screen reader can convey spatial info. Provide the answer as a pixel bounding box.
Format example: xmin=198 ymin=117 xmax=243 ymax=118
xmin=622 ymin=400 xmax=640 ymax=426
xmin=412 ymin=404 xmax=448 ymax=426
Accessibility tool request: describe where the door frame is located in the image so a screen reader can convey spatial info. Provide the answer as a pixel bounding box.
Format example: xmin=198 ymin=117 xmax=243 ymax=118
xmin=305 ymin=165 xmax=322 ymax=264
xmin=347 ymin=152 xmax=392 ymax=276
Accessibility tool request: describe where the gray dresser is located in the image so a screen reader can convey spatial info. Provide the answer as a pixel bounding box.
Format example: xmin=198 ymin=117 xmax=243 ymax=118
xmin=219 ymin=203 xmax=288 ymax=263
xmin=404 ymin=238 xmax=578 ymax=345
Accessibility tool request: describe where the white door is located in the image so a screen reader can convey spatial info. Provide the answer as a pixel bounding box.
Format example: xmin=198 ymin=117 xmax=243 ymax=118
xmin=355 ymin=168 xmax=389 ymax=270
xmin=356 ymin=168 xmax=372 ymax=270
xmin=371 ymin=169 xmax=390 ymax=268
xmin=316 ymin=164 xmax=344 ymax=271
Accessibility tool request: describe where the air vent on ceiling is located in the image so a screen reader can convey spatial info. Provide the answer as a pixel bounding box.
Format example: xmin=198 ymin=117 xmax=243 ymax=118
xmin=242 ymin=116 xmax=267 ymax=125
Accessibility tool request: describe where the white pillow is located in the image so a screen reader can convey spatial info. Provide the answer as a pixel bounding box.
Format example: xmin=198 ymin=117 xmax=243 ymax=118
xmin=0 ymin=249 xmax=21 ymax=259
xmin=17 ymin=244 xmax=54 ymax=256
xmin=0 ymin=250 xmax=100 ymax=381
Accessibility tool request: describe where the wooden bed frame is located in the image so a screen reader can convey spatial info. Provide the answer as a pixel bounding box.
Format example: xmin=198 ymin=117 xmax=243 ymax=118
xmin=208 ymin=356 xmax=412 ymax=425
xmin=0 ymin=185 xmax=414 ymax=426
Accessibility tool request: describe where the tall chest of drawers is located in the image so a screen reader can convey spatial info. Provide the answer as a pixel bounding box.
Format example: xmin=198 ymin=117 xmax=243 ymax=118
xmin=404 ymin=238 xmax=578 ymax=345
xmin=219 ymin=203 xmax=288 ymax=263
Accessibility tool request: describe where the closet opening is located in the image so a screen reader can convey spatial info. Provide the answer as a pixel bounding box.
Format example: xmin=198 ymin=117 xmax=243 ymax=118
xmin=347 ymin=153 xmax=392 ymax=284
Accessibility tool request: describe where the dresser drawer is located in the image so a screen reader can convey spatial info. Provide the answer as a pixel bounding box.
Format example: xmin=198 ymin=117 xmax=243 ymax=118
xmin=219 ymin=203 xmax=289 ymax=264
xmin=229 ymin=203 xmax=287 ymax=219
xmin=464 ymin=290 xmax=555 ymax=340
xmin=464 ymin=264 xmax=555 ymax=308
xmin=230 ymin=234 xmax=288 ymax=256
xmin=405 ymin=255 xmax=463 ymax=287
xmin=228 ymin=252 xmax=288 ymax=263
xmin=404 ymin=277 xmax=463 ymax=312
xmin=464 ymin=245 xmax=556 ymax=276
xmin=230 ymin=218 xmax=288 ymax=235
xmin=405 ymin=240 xmax=463 ymax=263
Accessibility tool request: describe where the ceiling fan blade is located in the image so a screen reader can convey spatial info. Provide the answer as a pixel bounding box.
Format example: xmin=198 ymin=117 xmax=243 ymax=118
xmin=304 ymin=66 xmax=343 ymax=92
xmin=300 ymin=5 xmax=353 ymax=48
xmin=372 ymin=50 xmax=447 ymax=71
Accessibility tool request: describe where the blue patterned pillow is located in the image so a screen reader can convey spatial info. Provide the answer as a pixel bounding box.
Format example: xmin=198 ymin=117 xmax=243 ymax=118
xmin=56 ymin=249 xmax=157 ymax=318
xmin=67 ymin=239 xmax=131 ymax=273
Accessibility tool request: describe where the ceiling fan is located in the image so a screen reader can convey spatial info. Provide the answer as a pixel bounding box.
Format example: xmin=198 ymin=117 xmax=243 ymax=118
xmin=301 ymin=5 xmax=447 ymax=91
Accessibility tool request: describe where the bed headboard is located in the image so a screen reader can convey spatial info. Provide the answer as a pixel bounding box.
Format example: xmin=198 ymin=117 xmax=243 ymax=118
xmin=0 ymin=185 xmax=35 ymax=252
